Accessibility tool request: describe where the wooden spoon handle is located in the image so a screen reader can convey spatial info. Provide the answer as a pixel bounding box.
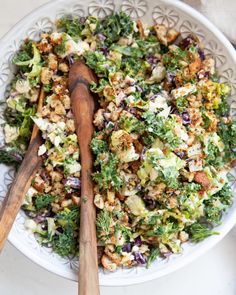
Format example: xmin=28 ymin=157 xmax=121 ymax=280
xmin=71 ymin=83 xmax=100 ymax=295
xmin=30 ymin=88 xmax=45 ymax=143
xmin=0 ymin=88 xmax=45 ymax=252
xmin=0 ymin=135 xmax=43 ymax=251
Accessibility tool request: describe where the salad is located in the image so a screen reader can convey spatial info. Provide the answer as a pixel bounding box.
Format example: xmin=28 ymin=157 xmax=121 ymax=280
xmin=0 ymin=12 xmax=235 ymax=271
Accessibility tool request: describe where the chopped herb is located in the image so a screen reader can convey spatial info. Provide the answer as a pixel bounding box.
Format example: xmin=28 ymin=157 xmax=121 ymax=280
xmin=147 ymin=247 xmax=159 ymax=268
xmin=187 ymin=222 xmax=219 ymax=242
xmin=96 ymin=210 xmax=112 ymax=237
xmin=91 ymin=136 xmax=108 ymax=155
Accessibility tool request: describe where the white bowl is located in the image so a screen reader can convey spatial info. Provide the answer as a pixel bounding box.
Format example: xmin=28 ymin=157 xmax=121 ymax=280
xmin=0 ymin=0 xmax=236 ymax=286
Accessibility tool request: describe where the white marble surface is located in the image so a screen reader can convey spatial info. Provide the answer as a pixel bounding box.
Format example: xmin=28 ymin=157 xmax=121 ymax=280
xmin=0 ymin=1 xmax=235 ymax=294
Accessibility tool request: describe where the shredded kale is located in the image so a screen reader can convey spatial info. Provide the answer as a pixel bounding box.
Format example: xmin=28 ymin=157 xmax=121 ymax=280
xmin=54 ymin=33 xmax=67 ymax=56
xmin=12 ymin=40 xmax=34 ymax=72
xmin=50 ymin=206 xmax=79 ymax=257
xmin=163 ymin=47 xmax=188 ymax=71
xmin=85 ymin=50 xmax=117 ymax=77
xmin=136 ymin=36 xmax=161 ymax=56
xmin=93 ymin=153 xmax=122 ymax=191
xmin=0 ymin=147 xmax=23 ymax=168
xmin=57 ymin=16 xmax=83 ymax=40
xmin=121 ymin=56 xmax=148 ymax=77
xmin=175 ymin=96 xmax=188 ymax=112
xmin=34 ymin=194 xmax=55 ymax=211
xmin=205 ymin=142 xmax=223 ymax=168
xmin=218 ymin=119 xmax=236 ymax=161
xmin=90 ymin=79 xmax=108 ymax=93
xmin=56 ymin=205 xmax=80 ymax=230
xmin=110 ymin=44 xmax=144 ymax=58
xmin=185 ymin=182 xmax=201 ymax=193
xmin=96 ymin=12 xmax=134 ymax=46
xmin=216 ymin=99 xmax=230 ymax=116
xmin=204 ymin=184 xmax=233 ymax=224
xmin=119 ymin=113 xmax=145 ymax=134
xmin=201 ymin=108 xmax=212 ymax=130
xmin=142 ymin=112 xmax=181 ymax=150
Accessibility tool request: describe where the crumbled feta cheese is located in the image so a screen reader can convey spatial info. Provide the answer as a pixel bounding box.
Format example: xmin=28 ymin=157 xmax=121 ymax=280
xmin=22 ymin=186 xmax=38 ymax=206
xmin=15 ymin=79 xmax=31 ymax=94
xmin=115 ymin=91 xmax=126 ymax=106
xmin=54 ymin=135 xmax=62 ymax=147
xmin=148 ymin=64 xmax=166 ymax=83
xmin=65 ymin=162 xmax=81 ymax=174
xmin=148 ymin=94 xmax=169 ymax=113
xmin=32 ymin=117 xmax=50 ymax=131
xmin=38 ymin=144 xmax=47 ymax=156
xmin=64 ymin=39 xmax=89 ymax=57
xmin=118 ymin=145 xmax=139 ymax=163
xmin=158 ymin=106 xmax=171 ymax=118
xmin=187 ymin=143 xmax=202 ymax=157
xmin=189 ymin=158 xmax=203 ymax=172
xmin=132 ymin=245 xmax=139 ymax=252
xmin=26 ymin=187 xmax=38 ymax=198
xmin=174 ymin=125 xmax=189 ymax=142
xmin=4 ymin=124 xmax=19 ymax=143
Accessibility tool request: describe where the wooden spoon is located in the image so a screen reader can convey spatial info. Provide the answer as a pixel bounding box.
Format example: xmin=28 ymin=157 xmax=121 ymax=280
xmin=69 ymin=61 xmax=100 ymax=295
xmin=0 ymin=89 xmax=45 ymax=252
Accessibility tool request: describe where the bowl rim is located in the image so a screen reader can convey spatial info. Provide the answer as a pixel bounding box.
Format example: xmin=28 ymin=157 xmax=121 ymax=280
xmin=1 ymin=0 xmax=236 ymax=286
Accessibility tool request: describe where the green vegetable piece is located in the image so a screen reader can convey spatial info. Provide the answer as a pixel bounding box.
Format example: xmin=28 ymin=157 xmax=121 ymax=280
xmin=96 ymin=12 xmax=134 ymax=45
xmin=91 ymin=136 xmax=108 ymax=155
xmin=85 ymin=50 xmax=117 ymax=77
xmin=110 ymin=44 xmax=144 ymax=58
xmin=0 ymin=147 xmax=23 ymax=167
xmin=93 ymin=153 xmax=122 ymax=191
xmin=34 ymin=194 xmax=55 ymax=211
xmin=90 ymin=79 xmax=108 ymax=93
xmin=175 ymin=96 xmax=188 ymax=112
xmin=119 ymin=113 xmax=145 ymax=134
xmin=56 ymin=206 xmax=80 ymax=230
xmin=57 ymin=16 xmax=83 ymax=40
xmin=218 ymin=119 xmax=236 ymax=161
xmin=52 ymin=227 xmax=78 ymax=257
xmin=125 ymin=195 xmax=148 ymax=216
xmin=14 ymin=43 xmax=42 ymax=78
xmin=96 ymin=210 xmax=112 ymax=236
xmin=188 ymin=223 xmax=219 ymax=242
xmin=146 ymin=247 xmax=160 ymax=268
xmin=204 ymin=184 xmax=233 ymax=224
xmin=142 ymin=112 xmax=181 ymax=150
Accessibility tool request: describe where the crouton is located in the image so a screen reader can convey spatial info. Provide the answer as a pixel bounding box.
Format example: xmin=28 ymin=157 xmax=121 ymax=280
xmin=194 ymin=171 xmax=210 ymax=189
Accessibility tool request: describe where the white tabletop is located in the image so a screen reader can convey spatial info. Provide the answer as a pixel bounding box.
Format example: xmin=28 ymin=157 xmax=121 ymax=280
xmin=0 ymin=1 xmax=235 ymax=294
